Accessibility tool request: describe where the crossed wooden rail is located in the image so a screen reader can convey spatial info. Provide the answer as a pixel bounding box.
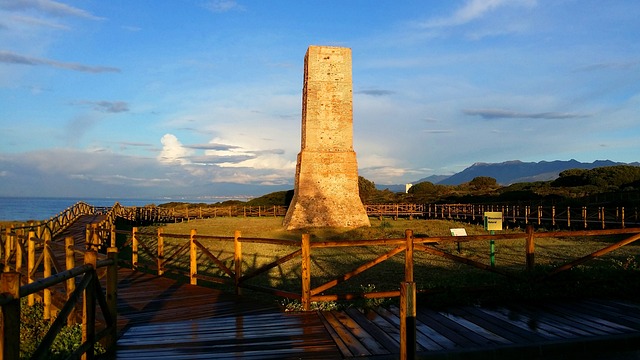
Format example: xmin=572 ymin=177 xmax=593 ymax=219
xmin=99 ymin=225 xmax=640 ymax=311
xmin=1 ymin=231 xmax=118 ymax=359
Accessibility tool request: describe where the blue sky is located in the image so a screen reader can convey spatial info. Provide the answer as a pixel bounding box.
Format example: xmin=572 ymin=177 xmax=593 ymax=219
xmin=1 ymin=0 xmax=639 ymax=199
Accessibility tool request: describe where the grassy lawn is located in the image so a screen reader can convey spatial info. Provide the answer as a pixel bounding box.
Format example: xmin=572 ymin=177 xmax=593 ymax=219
xmin=126 ymin=217 xmax=640 ymax=309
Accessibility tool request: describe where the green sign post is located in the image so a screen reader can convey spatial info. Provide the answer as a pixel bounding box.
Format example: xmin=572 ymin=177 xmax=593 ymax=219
xmin=483 ymin=212 xmax=503 ymax=267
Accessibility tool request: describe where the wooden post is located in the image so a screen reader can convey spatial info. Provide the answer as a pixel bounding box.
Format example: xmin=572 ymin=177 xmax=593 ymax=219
xmin=28 ymin=231 xmax=36 ymax=306
xmin=301 ymin=234 xmax=311 ymax=311
xmin=405 ymin=229 xmax=414 ymax=283
xmin=85 ymin=224 xmax=91 ymax=250
xmin=400 ymin=281 xmax=416 ymax=360
xmin=567 ymin=206 xmax=571 ymax=228
xmin=190 ymin=229 xmax=197 ymax=285
xmin=66 ymin=236 xmax=77 ymax=325
xmin=234 ymin=230 xmax=242 ymax=295
xmin=83 ymin=251 xmax=97 ymax=360
xmin=157 ymin=227 xmax=164 ymax=276
xmin=3 ymin=227 xmax=11 ymax=271
xmin=15 ymin=228 xmax=22 ymax=272
xmin=622 ymin=207 xmax=625 ymax=229
xmin=132 ymin=227 xmax=139 ymax=270
xmin=92 ymin=223 xmax=100 ymax=250
xmin=538 ymin=206 xmax=542 ymax=225
xmin=44 ymin=238 xmax=52 ymax=321
xmin=583 ymin=207 xmax=587 ymax=229
xmin=110 ymin=225 xmax=117 ymax=248
xmin=552 ymin=206 xmax=556 ymax=226
xmin=1 ymin=272 xmax=21 ymax=360
xmin=525 ymin=225 xmax=535 ymax=271
xmin=106 ymin=247 xmax=118 ymax=353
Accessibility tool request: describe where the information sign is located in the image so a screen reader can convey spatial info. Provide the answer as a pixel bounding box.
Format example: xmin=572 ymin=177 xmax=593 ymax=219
xmin=484 ymin=212 xmax=503 ymax=231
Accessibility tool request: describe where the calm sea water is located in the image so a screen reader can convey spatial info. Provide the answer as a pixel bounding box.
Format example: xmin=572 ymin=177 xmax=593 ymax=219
xmin=0 ymin=197 xmax=214 ymax=222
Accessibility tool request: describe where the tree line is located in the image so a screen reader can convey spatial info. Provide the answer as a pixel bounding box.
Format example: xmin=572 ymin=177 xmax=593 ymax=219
xmin=159 ymin=165 xmax=640 ymax=209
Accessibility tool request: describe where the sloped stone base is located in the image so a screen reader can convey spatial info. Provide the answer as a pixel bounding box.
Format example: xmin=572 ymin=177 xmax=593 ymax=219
xmin=283 ymin=151 xmax=370 ymax=230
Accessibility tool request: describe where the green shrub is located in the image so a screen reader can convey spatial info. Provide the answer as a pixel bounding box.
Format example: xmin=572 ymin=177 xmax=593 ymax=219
xmin=19 ymin=300 xmax=105 ymax=359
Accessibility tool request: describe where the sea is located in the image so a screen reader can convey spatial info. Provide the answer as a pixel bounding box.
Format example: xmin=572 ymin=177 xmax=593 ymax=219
xmin=0 ymin=197 xmax=220 ymax=222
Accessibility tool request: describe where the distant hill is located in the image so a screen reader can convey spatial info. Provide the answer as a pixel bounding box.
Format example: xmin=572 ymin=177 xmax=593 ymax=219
xmin=437 ymin=159 xmax=638 ymax=185
xmin=378 ymin=160 xmax=640 ymax=190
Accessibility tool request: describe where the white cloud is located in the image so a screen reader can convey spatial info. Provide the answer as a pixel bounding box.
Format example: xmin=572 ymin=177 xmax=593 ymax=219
xmin=422 ymin=0 xmax=537 ymax=28
xmin=203 ymin=0 xmax=244 ymax=13
xmin=0 ymin=0 xmax=104 ymax=20
xmin=158 ymin=134 xmax=194 ymax=165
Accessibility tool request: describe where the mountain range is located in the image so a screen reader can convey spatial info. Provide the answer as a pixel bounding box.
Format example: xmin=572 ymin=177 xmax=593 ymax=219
xmin=377 ymin=160 xmax=640 ymax=192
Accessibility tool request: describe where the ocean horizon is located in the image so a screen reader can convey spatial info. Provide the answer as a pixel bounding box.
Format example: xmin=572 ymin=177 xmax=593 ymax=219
xmin=0 ymin=196 xmax=228 ymax=222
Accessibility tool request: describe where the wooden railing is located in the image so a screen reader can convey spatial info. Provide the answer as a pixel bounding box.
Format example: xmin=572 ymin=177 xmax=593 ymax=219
xmin=0 ymin=228 xmax=118 ymax=359
xmin=96 ymin=223 xmax=640 ymax=312
xmin=421 ymin=203 xmax=640 ymax=229
xmin=1 ymin=202 xmax=97 ymax=263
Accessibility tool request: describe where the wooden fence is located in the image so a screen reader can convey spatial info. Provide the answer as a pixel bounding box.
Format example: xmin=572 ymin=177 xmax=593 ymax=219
xmin=145 ymin=203 xmax=639 ymax=229
xmin=96 ymin=223 xmax=640 ymax=313
xmin=422 ymin=204 xmax=640 ymax=229
xmin=0 ymin=228 xmax=118 ymax=359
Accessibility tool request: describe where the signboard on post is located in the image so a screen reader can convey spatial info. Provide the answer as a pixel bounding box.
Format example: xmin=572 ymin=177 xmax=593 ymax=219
xmin=484 ymin=212 xmax=503 ymax=231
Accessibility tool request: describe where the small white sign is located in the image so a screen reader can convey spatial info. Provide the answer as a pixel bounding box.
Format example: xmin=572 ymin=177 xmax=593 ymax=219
xmin=450 ymin=228 xmax=467 ymax=236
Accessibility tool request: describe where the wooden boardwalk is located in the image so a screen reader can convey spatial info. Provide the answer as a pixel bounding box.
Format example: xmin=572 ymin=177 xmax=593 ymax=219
xmin=112 ymin=269 xmax=341 ymax=359
xmin=109 ymin=267 xmax=640 ymax=359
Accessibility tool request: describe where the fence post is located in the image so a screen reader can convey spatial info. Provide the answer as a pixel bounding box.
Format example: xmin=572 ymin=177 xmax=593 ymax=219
xmin=110 ymin=225 xmax=117 ymax=248
xmin=400 ymin=281 xmax=416 ymax=360
xmin=92 ymin=223 xmax=100 ymax=250
xmin=44 ymin=238 xmax=52 ymax=321
xmin=83 ymin=250 xmax=97 ymax=360
xmin=15 ymin=228 xmax=22 ymax=272
xmin=526 ymin=225 xmax=535 ymax=271
xmin=132 ymin=227 xmax=139 ymax=270
xmin=106 ymin=247 xmax=118 ymax=354
xmin=234 ymin=230 xmax=242 ymax=295
xmin=190 ymin=229 xmax=197 ymax=285
xmin=28 ymin=231 xmax=36 ymax=306
xmin=1 ymin=272 xmax=21 ymax=360
xmin=66 ymin=236 xmax=77 ymax=325
xmin=3 ymin=227 xmax=11 ymax=271
xmin=85 ymin=224 xmax=91 ymax=250
xmin=301 ymin=234 xmax=311 ymax=311
xmin=405 ymin=229 xmax=414 ymax=282
xmin=157 ymin=227 xmax=164 ymax=276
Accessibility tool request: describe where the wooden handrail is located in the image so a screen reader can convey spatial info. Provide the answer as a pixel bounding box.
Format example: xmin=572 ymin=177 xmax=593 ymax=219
xmin=1 ymin=248 xmax=118 ymax=360
xmin=114 ymin=224 xmax=640 ymax=311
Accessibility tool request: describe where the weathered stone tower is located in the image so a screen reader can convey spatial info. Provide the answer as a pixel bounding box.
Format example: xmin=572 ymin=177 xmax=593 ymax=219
xmin=283 ymin=46 xmax=371 ymax=230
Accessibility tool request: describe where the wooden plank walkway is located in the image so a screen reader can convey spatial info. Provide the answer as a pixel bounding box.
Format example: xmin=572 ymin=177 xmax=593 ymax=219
xmin=319 ymin=299 xmax=640 ymax=359
xmin=113 ymin=269 xmax=342 ymax=359
xmin=111 ymin=269 xmax=640 ymax=359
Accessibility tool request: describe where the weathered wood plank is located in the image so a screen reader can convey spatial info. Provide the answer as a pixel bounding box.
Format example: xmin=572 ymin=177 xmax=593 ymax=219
xmin=475 ymin=306 xmax=577 ymax=339
xmin=344 ymin=307 xmax=400 ymax=353
xmin=449 ymin=306 xmax=548 ymax=343
xmin=318 ymin=310 xmax=370 ymax=356
xmin=374 ymin=306 xmax=436 ymax=351
xmin=507 ymin=303 xmax=608 ymax=337
xmin=330 ymin=310 xmax=391 ymax=355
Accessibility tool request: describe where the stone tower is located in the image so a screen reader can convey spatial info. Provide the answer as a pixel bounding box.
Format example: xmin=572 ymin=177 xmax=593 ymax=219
xmin=283 ymin=46 xmax=371 ymax=230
